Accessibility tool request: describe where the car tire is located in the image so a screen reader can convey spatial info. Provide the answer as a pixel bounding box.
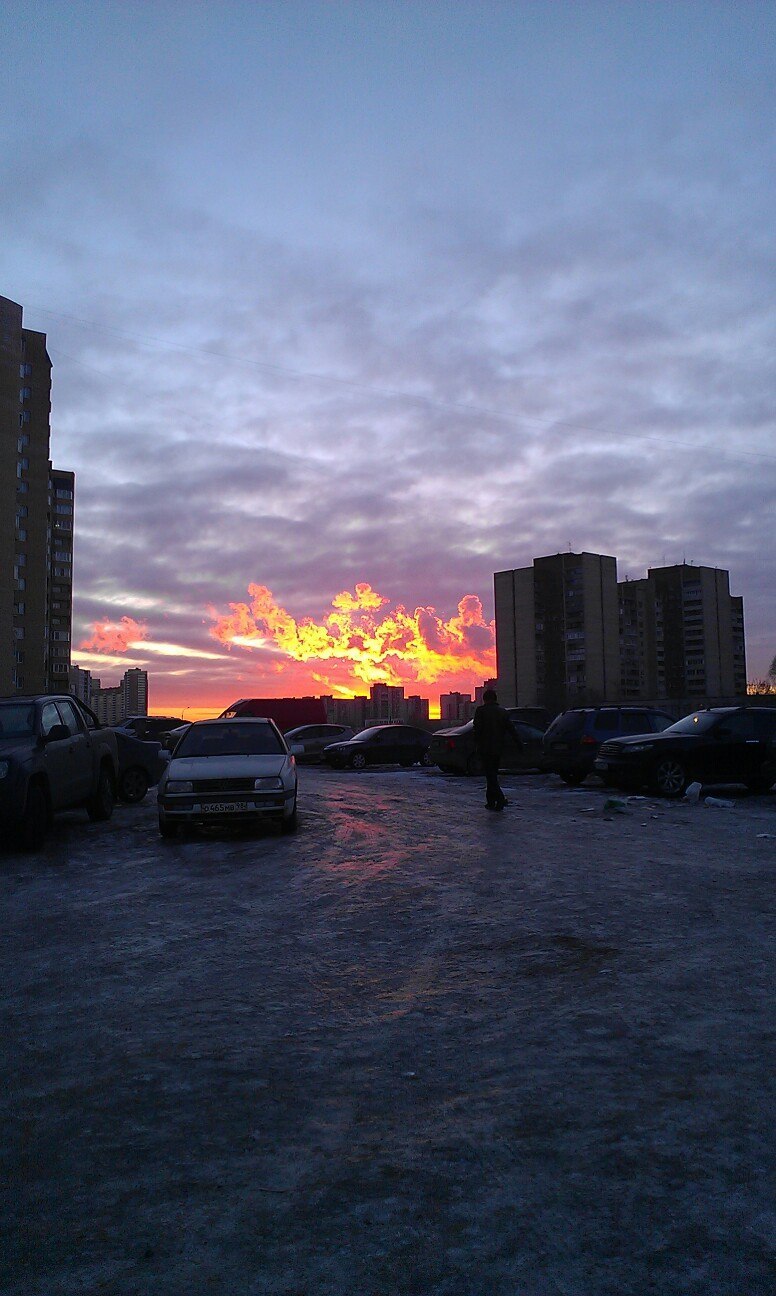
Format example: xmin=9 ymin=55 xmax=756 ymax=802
xmin=420 ymin=750 xmax=433 ymax=766
xmin=19 ymin=780 xmax=49 ymax=851
xmin=466 ymin=752 xmax=484 ymax=777
xmin=281 ymin=799 xmax=298 ymax=834
xmin=87 ymin=765 xmax=115 ymax=821
xmin=746 ymin=778 xmax=771 ymax=795
xmin=158 ymin=813 xmax=177 ymax=844
xmin=350 ymin=753 xmax=367 ymax=770
xmin=118 ymin=766 xmax=150 ymax=804
xmin=560 ymin=771 xmax=584 ymax=786
xmin=653 ymin=758 xmax=688 ymax=798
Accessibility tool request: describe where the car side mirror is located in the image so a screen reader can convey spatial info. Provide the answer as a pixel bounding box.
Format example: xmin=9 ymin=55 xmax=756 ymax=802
xmin=44 ymin=724 xmax=70 ymax=743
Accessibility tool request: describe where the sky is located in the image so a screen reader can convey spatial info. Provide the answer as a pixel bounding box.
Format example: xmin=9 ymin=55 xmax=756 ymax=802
xmin=2 ymin=0 xmax=774 ymax=715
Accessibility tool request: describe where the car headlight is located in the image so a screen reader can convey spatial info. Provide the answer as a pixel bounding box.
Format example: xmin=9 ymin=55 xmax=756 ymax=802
xmin=626 ymin=744 xmax=654 ymax=754
xmin=254 ymin=777 xmax=282 ymax=790
xmin=166 ymin=780 xmax=193 ymax=793
xmin=0 ymin=760 xmax=9 ymax=779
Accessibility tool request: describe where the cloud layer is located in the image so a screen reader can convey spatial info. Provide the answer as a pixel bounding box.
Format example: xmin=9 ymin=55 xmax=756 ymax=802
xmin=2 ymin=4 xmax=773 ymax=708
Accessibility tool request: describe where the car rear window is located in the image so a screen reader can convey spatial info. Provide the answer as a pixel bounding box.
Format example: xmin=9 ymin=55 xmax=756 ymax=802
xmin=176 ymin=723 xmax=284 ymax=757
xmin=545 ymin=712 xmax=585 ymax=739
xmin=592 ymin=712 xmax=622 ymax=733
xmin=620 ymin=712 xmax=652 ymax=734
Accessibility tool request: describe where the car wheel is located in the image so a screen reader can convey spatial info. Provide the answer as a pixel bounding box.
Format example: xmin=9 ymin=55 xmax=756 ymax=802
xmin=158 ymin=813 xmax=177 ymax=839
xmin=87 ymin=765 xmax=115 ymax=821
xmin=466 ymin=752 xmax=484 ymax=777
xmin=560 ymin=771 xmax=584 ymax=786
xmin=118 ymin=766 xmax=150 ymax=804
xmin=653 ymin=758 xmax=687 ymax=798
xmin=19 ymin=780 xmax=49 ymax=851
xmin=746 ymin=778 xmax=771 ymax=795
xmin=350 ymin=753 xmax=367 ymax=770
xmin=420 ymin=750 xmax=433 ymax=766
xmin=281 ymin=798 xmax=298 ymax=834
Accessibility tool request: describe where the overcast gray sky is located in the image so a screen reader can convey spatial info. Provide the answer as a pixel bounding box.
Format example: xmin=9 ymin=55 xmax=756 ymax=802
xmin=2 ymin=1 xmax=774 ymax=710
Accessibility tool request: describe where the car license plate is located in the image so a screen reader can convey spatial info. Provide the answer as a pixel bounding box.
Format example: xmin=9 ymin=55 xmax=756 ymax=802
xmin=201 ymin=802 xmax=250 ymax=813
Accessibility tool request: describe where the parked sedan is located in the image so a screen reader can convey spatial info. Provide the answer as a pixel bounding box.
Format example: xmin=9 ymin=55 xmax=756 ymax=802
xmin=594 ymin=706 xmax=776 ymax=797
xmin=284 ymin=723 xmax=354 ymax=762
xmin=324 ymin=724 xmax=432 ymax=770
xmin=429 ymin=719 xmax=544 ymax=776
xmin=157 ymin=718 xmax=297 ymax=837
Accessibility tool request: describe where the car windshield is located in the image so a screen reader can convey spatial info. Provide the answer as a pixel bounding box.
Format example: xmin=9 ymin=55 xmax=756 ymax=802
xmin=663 ymin=711 xmax=726 ymax=736
xmin=175 ymin=722 xmax=284 ymax=758
xmin=0 ymin=702 xmax=36 ymax=738
xmin=351 ymin=727 xmax=385 ymax=742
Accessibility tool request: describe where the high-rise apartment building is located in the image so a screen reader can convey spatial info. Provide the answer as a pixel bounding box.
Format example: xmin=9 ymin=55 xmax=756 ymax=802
xmin=495 ymin=550 xmax=747 ymax=713
xmin=636 ymin=564 xmax=746 ymax=702
xmin=1 ymin=295 xmax=73 ymax=694
xmin=495 ymin=552 xmax=620 ymax=714
xmin=122 ymin=666 xmax=149 ymax=716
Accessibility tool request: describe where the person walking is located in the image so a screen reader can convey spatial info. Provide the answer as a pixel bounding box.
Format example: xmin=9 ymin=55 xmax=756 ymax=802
xmin=472 ymin=687 xmax=510 ymax=811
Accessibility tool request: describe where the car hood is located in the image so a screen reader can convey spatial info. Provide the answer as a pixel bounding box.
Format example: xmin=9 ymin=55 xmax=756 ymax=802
xmin=606 ymin=731 xmax=697 ymax=749
xmin=166 ymin=754 xmax=289 ymax=780
xmin=0 ymin=736 xmax=33 ymax=759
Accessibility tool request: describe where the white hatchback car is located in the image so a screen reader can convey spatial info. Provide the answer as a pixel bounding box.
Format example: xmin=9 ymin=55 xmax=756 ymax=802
xmin=157 ymin=718 xmax=297 ymax=838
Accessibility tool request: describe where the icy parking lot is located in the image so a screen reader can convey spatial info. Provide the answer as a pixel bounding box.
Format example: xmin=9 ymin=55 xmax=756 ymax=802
xmin=3 ymin=767 xmax=775 ymax=1296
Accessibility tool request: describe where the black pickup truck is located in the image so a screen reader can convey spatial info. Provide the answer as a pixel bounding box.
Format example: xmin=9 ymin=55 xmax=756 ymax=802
xmin=0 ymin=694 xmax=119 ymax=849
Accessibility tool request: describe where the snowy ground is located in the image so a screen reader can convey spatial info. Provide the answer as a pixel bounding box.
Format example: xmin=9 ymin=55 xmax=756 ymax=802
xmin=2 ymin=767 xmax=775 ymax=1296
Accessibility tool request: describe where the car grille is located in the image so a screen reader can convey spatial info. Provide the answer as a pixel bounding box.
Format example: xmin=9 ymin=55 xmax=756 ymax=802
xmin=597 ymin=741 xmax=622 ymax=760
xmin=192 ymin=778 xmax=258 ymax=793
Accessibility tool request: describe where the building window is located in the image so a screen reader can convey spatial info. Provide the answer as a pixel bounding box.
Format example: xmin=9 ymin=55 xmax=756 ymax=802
xmin=54 ymin=550 xmax=71 ymax=562
xmin=19 ymin=362 xmax=32 ymax=377
xmin=13 ymin=627 xmax=24 ymax=640
xmin=53 ymin=566 xmax=71 ymax=577
xmin=15 ymin=528 xmax=26 ymax=541
xmin=15 ymin=552 xmax=25 ymax=566
xmin=51 ymin=631 xmax=70 ymax=641
xmin=55 ymin=488 xmax=73 ymax=499
xmin=16 ymin=481 xmax=28 ymax=494
xmin=19 ymin=386 xmax=31 ymax=401
xmin=55 ymin=502 xmax=73 ymax=514
xmin=14 ymin=576 xmax=26 ymax=590
xmin=19 ymin=411 xmax=30 ymax=425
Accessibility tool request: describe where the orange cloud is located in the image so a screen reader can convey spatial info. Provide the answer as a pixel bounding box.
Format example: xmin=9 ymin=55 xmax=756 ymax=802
xmin=209 ymin=582 xmax=496 ymax=695
xmin=80 ymin=616 xmax=149 ymax=654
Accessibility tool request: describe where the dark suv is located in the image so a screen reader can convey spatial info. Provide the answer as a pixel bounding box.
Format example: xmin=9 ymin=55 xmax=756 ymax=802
xmin=595 ymin=706 xmax=776 ymax=797
xmin=541 ymin=706 xmax=675 ymax=785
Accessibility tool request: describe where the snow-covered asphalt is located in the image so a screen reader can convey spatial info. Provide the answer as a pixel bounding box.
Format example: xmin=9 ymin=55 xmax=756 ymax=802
xmin=3 ymin=767 xmax=775 ymax=1295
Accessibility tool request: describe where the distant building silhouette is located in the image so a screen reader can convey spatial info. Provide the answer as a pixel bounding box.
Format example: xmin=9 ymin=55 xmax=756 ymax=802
xmin=440 ymin=691 xmax=473 ymax=723
xmin=1 ymin=294 xmax=74 ymax=694
xmin=495 ymin=552 xmax=619 ymax=715
xmin=495 ymin=550 xmax=746 ymax=713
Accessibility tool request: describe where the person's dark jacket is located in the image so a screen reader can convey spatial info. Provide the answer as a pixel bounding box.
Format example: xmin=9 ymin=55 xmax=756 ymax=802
xmin=473 ymin=700 xmax=511 ymax=758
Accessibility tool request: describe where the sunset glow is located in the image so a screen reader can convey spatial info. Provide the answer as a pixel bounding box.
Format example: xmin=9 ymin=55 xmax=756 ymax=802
xmin=210 ymin=582 xmax=496 ymax=698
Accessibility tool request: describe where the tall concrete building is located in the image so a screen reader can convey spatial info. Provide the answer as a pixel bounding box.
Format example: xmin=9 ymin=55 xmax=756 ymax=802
xmin=495 ymin=552 xmax=620 ymax=714
xmin=637 ymin=564 xmax=746 ymax=703
xmin=1 ymin=295 xmax=73 ymax=695
xmin=122 ymin=667 xmax=149 ymax=716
